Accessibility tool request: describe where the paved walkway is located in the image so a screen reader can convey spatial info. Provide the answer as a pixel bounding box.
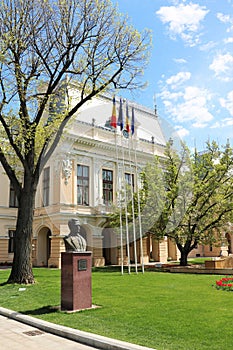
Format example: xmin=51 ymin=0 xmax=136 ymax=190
xmin=0 ymin=314 xmax=98 ymax=350
xmin=0 ymin=307 xmax=155 ymax=350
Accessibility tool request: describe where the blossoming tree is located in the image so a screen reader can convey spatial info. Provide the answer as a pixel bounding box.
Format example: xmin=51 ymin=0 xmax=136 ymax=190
xmin=0 ymin=0 xmax=151 ymax=283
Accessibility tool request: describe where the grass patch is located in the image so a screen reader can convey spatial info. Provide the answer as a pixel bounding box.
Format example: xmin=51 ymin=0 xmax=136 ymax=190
xmin=187 ymin=257 xmax=212 ymax=265
xmin=0 ymin=268 xmax=233 ymax=349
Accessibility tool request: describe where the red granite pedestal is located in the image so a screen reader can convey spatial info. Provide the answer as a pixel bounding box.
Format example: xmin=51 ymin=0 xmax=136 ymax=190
xmin=61 ymin=251 xmax=92 ymax=311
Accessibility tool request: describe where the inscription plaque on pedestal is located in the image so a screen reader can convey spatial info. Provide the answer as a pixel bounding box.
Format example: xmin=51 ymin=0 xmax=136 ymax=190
xmin=78 ymin=259 xmax=87 ymax=271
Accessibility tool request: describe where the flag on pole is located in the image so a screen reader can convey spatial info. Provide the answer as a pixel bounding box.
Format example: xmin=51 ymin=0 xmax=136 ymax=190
xmin=117 ymin=98 xmax=124 ymax=131
xmin=125 ymin=102 xmax=130 ymax=133
xmin=131 ymin=107 xmax=135 ymax=135
xmin=110 ymin=96 xmax=117 ymax=128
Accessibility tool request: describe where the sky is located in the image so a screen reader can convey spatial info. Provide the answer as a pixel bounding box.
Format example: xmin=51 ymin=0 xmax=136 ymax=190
xmin=112 ymin=0 xmax=233 ymax=151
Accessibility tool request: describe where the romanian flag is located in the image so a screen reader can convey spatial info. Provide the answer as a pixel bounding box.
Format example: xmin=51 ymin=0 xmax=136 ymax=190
xmin=131 ymin=107 xmax=135 ymax=135
xmin=110 ymin=96 xmax=117 ymax=128
xmin=125 ymin=102 xmax=130 ymax=133
xmin=117 ymin=98 xmax=124 ymax=130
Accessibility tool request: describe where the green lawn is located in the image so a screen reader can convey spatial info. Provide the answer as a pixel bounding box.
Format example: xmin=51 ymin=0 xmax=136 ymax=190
xmin=0 ymin=268 xmax=232 ymax=350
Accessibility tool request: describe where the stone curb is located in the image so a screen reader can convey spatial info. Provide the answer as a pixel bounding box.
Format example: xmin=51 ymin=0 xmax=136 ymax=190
xmin=0 ymin=307 xmax=155 ymax=350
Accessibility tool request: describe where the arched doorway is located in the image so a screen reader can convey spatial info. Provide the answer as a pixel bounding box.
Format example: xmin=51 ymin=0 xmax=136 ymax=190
xmin=37 ymin=227 xmax=51 ymax=267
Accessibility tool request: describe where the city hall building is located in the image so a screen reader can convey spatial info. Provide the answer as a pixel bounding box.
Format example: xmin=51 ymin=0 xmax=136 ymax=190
xmin=0 ymin=94 xmax=231 ymax=267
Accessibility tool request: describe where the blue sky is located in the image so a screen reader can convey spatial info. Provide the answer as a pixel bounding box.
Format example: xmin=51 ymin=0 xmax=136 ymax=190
xmin=112 ymin=0 xmax=233 ymax=151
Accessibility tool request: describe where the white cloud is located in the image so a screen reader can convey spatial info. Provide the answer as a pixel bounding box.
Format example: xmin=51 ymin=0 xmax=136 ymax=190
xmin=166 ymin=71 xmax=191 ymax=89
xmin=174 ymin=125 xmax=190 ymax=138
xmin=217 ymin=12 xmax=233 ymax=32
xmin=217 ymin=13 xmax=231 ymax=24
xmin=217 ymin=12 xmax=233 ymax=44
xmin=173 ymin=58 xmax=187 ymax=64
xmin=210 ymin=118 xmax=233 ymax=129
xmin=219 ymin=90 xmax=233 ymax=116
xmin=224 ymin=118 xmax=233 ymax=126
xmin=224 ymin=37 xmax=233 ymax=43
xmin=159 ymin=89 xmax=183 ymax=102
xmin=199 ymin=41 xmax=217 ymax=51
xmin=156 ymin=3 xmax=209 ymax=46
xmin=210 ymin=121 xmax=221 ymax=129
xmin=160 ymin=83 xmax=214 ymax=126
xmin=192 ymin=122 xmax=208 ymax=128
xmin=209 ymin=53 xmax=233 ymax=81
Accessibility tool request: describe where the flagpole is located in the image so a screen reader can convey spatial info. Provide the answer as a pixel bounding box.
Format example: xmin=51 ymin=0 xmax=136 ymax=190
xmin=128 ymin=134 xmax=138 ymax=274
xmin=133 ymin=133 xmax=145 ymax=274
xmin=110 ymin=96 xmax=124 ymax=275
xmin=119 ymin=170 xmax=124 ymax=275
xmin=131 ymin=106 xmax=144 ymax=273
xmin=122 ymin=134 xmax=131 ymax=274
xmin=118 ymin=98 xmax=130 ymax=274
xmin=125 ymin=102 xmax=138 ymax=273
xmin=116 ymin=132 xmax=124 ymax=275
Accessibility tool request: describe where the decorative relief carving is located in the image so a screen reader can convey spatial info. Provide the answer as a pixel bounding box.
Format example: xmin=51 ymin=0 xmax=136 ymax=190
xmin=62 ymin=154 xmax=72 ymax=185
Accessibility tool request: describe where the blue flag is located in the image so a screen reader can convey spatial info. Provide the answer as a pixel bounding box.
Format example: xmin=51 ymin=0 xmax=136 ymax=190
xmin=117 ymin=98 xmax=124 ymax=131
xmin=131 ymin=107 xmax=135 ymax=135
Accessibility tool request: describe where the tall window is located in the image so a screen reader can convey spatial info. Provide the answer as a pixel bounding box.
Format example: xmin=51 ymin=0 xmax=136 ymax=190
xmin=77 ymin=165 xmax=89 ymax=205
xmin=9 ymin=180 xmax=19 ymax=208
xmin=8 ymin=230 xmax=15 ymax=253
xmin=103 ymin=169 xmax=113 ymax=205
xmin=43 ymin=167 xmax=50 ymax=207
xmin=125 ymin=173 xmax=134 ymax=190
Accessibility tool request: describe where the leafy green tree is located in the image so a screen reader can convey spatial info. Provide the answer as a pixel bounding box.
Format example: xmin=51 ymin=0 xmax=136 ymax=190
xmin=109 ymin=141 xmax=233 ymax=266
xmin=0 ymin=0 xmax=151 ymax=283
xmin=146 ymin=141 xmax=233 ymax=265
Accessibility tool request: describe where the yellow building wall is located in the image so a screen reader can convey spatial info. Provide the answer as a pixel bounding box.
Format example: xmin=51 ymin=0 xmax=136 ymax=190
xmin=0 ymin=239 xmax=10 ymax=263
xmin=48 ymin=236 xmax=65 ymax=268
xmin=0 ymin=168 xmax=17 ymax=264
xmin=0 ymin=170 xmax=10 ymax=207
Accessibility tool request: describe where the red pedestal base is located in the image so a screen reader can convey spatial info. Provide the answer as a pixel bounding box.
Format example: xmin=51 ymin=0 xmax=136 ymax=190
xmin=61 ymin=252 xmax=92 ymax=311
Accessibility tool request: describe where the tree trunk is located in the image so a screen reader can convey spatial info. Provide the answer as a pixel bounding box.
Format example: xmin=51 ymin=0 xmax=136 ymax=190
xmin=7 ymin=184 xmax=36 ymax=284
xmin=176 ymin=239 xmax=193 ymax=266
xmin=179 ymin=250 xmax=188 ymax=266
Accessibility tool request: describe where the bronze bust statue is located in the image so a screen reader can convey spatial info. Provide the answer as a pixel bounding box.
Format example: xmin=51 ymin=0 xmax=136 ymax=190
xmin=64 ymin=218 xmax=86 ymax=252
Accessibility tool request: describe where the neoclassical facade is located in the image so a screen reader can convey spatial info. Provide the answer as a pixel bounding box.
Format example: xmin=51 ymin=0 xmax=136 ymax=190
xmin=0 ymin=94 xmax=232 ymax=267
